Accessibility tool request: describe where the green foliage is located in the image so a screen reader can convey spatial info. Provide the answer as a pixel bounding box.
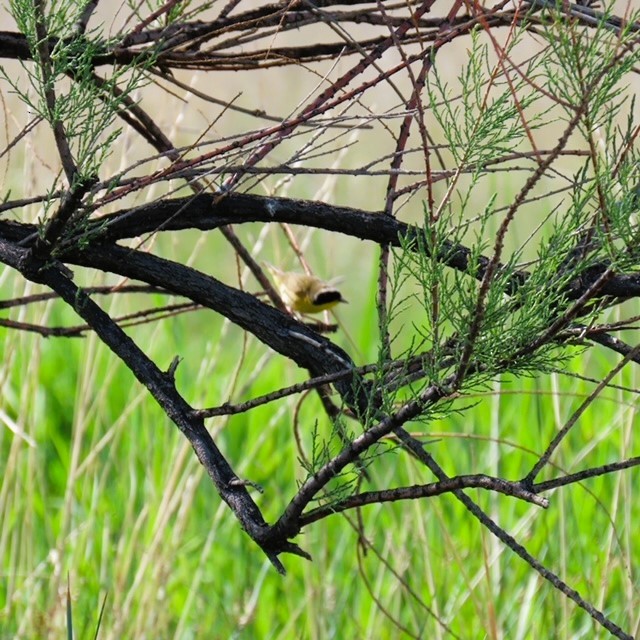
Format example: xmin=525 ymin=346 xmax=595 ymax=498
xmin=388 ymin=9 xmax=640 ymax=420
xmin=540 ymin=3 xmax=640 ymax=131
xmin=6 ymin=0 xmax=152 ymax=186
xmin=426 ymin=30 xmax=544 ymax=171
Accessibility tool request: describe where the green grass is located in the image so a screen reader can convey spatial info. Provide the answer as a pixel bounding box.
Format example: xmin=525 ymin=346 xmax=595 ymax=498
xmin=1 ymin=247 xmax=638 ymax=639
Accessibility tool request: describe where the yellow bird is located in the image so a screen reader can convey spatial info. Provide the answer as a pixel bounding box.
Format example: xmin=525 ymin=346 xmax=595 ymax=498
xmin=264 ymin=263 xmax=347 ymax=315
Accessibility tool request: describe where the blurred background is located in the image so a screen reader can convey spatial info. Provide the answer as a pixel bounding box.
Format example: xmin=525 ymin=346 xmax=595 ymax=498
xmin=1 ymin=2 xmax=639 ymax=638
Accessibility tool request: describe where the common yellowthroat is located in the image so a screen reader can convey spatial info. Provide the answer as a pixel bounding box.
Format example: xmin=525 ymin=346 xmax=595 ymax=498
xmin=264 ymin=263 xmax=347 ymax=315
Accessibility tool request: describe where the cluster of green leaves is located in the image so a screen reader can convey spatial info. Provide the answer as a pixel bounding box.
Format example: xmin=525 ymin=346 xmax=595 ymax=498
xmin=5 ymin=0 xmax=150 ymax=187
xmin=541 ymin=4 xmax=640 ymax=129
xmin=386 ymin=7 xmax=640 ymax=419
xmin=427 ymin=29 xmax=546 ymax=173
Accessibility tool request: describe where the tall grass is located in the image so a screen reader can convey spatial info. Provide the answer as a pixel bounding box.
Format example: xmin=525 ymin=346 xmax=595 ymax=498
xmin=1 ymin=254 xmax=638 ymax=638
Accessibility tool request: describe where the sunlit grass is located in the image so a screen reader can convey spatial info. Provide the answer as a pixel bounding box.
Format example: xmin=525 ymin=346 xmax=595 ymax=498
xmin=1 ymin=191 xmax=637 ymax=639
xmin=1 ymin=247 xmax=638 ymax=639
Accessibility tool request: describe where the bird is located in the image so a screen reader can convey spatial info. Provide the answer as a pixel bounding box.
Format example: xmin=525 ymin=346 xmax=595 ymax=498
xmin=264 ymin=263 xmax=347 ymax=315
